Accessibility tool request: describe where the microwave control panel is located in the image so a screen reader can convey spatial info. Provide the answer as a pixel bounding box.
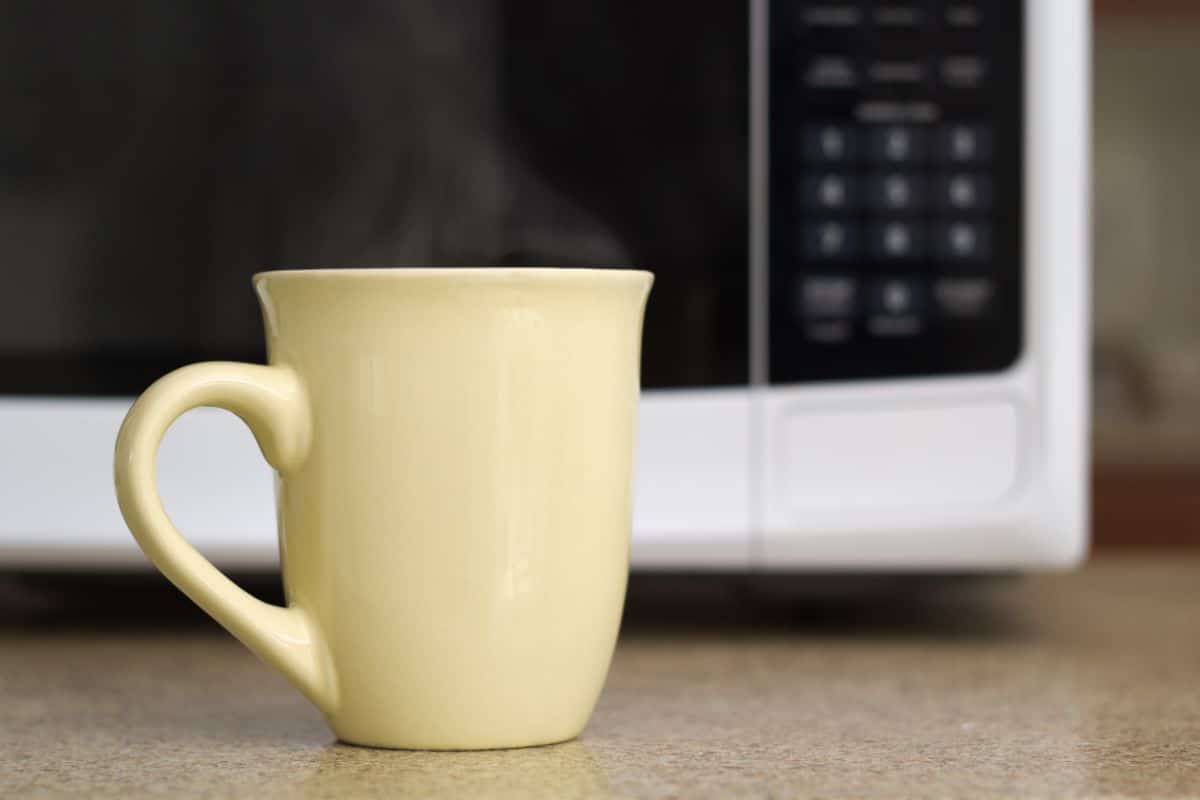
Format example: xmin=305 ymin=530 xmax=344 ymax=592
xmin=768 ymin=0 xmax=1023 ymax=383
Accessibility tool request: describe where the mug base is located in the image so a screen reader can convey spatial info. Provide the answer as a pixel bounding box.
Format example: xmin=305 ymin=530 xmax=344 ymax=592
xmin=333 ymin=733 xmax=580 ymax=752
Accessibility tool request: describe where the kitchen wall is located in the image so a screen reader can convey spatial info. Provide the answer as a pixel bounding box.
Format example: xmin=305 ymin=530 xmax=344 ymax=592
xmin=1092 ymin=3 xmax=1200 ymax=545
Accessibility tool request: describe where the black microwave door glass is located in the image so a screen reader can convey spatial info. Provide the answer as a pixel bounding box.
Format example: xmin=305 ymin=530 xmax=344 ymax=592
xmin=0 ymin=1 xmax=749 ymax=396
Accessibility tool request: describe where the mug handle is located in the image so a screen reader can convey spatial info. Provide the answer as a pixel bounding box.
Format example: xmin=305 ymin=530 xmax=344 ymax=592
xmin=114 ymin=362 xmax=335 ymax=714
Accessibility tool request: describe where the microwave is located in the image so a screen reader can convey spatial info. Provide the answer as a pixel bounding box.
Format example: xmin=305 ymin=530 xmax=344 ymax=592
xmin=0 ymin=0 xmax=1088 ymax=572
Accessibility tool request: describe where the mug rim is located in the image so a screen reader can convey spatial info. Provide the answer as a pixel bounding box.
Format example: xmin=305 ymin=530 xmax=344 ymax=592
xmin=253 ymin=267 xmax=652 ymax=282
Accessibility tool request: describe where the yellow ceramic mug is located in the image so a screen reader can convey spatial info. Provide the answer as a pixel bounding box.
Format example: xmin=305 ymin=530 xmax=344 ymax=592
xmin=114 ymin=268 xmax=653 ymax=750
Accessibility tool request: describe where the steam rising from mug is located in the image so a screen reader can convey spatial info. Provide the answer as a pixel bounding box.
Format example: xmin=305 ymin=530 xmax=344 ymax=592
xmin=273 ymin=0 xmax=630 ymax=267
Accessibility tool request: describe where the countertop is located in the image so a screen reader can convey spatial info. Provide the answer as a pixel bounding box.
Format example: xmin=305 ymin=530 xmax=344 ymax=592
xmin=2 ymin=556 xmax=1199 ymax=799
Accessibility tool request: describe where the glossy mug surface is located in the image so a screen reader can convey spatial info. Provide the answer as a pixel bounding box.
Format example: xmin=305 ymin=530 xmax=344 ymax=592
xmin=114 ymin=268 xmax=653 ymax=749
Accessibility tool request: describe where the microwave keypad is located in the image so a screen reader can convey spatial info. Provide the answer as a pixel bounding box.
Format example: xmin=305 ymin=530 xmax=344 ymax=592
xmin=769 ymin=0 xmax=1023 ymax=383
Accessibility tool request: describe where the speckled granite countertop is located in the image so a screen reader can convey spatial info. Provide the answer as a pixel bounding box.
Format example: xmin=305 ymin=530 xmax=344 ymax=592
xmin=2 ymin=556 xmax=1199 ymax=798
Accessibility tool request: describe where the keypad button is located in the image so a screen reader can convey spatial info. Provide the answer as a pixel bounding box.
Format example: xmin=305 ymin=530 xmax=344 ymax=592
xmin=867 ymin=278 xmax=927 ymax=337
xmin=870 ymin=278 xmax=926 ymax=316
xmin=803 ymin=174 xmax=857 ymax=211
xmin=867 ymin=59 xmax=929 ymax=88
xmin=803 ymin=320 xmax=855 ymax=343
xmin=868 ymin=126 xmax=927 ymax=164
xmin=869 ymin=221 xmax=925 ymax=260
xmin=945 ymin=4 xmax=982 ymax=28
xmin=941 ymin=57 xmax=987 ymax=89
xmin=936 ymin=174 xmax=992 ymax=211
xmin=799 ymin=4 xmax=863 ymax=30
xmin=935 ymin=221 xmax=992 ymax=261
xmin=797 ymin=275 xmax=859 ymax=319
xmin=804 ymin=56 xmax=858 ymax=89
xmin=803 ymin=221 xmax=859 ymax=260
xmin=803 ymin=125 xmax=858 ymax=163
xmin=873 ymin=4 xmax=925 ymax=28
xmin=934 ymin=277 xmax=995 ymax=317
xmin=868 ymin=173 xmax=926 ymax=212
xmin=937 ymin=124 xmax=993 ymax=163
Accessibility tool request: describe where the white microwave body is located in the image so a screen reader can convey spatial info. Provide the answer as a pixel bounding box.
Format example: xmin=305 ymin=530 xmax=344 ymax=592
xmin=0 ymin=0 xmax=1088 ymax=571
